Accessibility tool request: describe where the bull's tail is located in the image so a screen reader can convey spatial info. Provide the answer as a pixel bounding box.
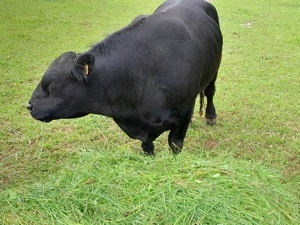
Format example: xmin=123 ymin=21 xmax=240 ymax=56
xmin=199 ymin=92 xmax=205 ymax=117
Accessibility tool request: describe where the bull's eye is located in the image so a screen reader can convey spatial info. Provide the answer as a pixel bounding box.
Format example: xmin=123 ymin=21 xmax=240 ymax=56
xmin=49 ymin=84 xmax=55 ymax=93
xmin=42 ymin=83 xmax=55 ymax=94
xmin=41 ymin=85 xmax=49 ymax=94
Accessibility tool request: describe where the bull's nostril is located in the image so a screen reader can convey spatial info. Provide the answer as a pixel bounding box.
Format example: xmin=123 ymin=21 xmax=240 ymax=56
xmin=27 ymin=103 xmax=33 ymax=111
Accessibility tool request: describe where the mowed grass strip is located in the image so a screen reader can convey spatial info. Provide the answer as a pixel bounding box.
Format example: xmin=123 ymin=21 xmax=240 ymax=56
xmin=0 ymin=0 xmax=299 ymax=224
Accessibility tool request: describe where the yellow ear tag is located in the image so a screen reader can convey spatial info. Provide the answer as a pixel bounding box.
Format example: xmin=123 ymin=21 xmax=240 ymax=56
xmin=84 ymin=64 xmax=89 ymax=75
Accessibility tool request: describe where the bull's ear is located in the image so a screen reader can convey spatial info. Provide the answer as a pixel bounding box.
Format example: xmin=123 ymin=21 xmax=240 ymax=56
xmin=76 ymin=53 xmax=95 ymax=75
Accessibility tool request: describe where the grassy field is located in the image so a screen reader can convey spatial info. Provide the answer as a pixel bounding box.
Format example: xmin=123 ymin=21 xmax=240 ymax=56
xmin=0 ymin=0 xmax=299 ymax=224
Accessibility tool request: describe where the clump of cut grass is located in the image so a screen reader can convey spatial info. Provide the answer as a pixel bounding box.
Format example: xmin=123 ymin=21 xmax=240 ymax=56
xmin=1 ymin=150 xmax=298 ymax=224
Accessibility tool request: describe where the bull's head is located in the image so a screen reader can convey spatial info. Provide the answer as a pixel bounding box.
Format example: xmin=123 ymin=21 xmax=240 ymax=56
xmin=27 ymin=52 xmax=95 ymax=122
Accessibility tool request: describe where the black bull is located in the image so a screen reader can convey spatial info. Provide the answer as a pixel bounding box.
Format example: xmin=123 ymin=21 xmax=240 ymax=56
xmin=27 ymin=0 xmax=223 ymax=155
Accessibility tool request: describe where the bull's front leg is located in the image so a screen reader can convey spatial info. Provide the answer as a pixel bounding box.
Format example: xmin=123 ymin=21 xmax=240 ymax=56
xmin=141 ymin=141 xmax=155 ymax=156
xmin=168 ymin=108 xmax=193 ymax=154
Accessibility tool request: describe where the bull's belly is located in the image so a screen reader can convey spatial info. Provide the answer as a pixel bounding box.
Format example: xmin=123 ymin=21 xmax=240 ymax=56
xmin=113 ymin=113 xmax=175 ymax=142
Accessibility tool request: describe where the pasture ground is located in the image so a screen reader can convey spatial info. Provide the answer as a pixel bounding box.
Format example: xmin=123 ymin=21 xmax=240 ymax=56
xmin=0 ymin=0 xmax=299 ymax=224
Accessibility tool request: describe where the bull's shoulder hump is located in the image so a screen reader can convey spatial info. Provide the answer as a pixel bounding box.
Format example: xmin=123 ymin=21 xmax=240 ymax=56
xmin=117 ymin=14 xmax=148 ymax=34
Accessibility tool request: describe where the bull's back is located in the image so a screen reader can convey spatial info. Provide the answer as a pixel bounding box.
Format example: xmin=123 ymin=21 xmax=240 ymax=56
xmin=137 ymin=0 xmax=222 ymax=92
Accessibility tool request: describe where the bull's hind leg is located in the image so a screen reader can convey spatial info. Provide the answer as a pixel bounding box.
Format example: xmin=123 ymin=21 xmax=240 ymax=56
xmin=203 ymin=75 xmax=217 ymax=125
xmin=168 ymin=108 xmax=193 ymax=154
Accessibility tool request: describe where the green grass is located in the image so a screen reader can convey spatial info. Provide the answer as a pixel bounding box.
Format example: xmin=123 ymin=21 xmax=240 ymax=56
xmin=1 ymin=151 xmax=298 ymax=224
xmin=1 ymin=0 xmax=299 ymax=224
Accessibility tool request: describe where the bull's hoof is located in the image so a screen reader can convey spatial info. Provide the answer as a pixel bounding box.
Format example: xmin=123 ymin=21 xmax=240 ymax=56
xmin=169 ymin=141 xmax=183 ymax=155
xmin=206 ymin=117 xmax=217 ymax=126
xmin=172 ymin=147 xmax=182 ymax=155
xmin=143 ymin=150 xmax=155 ymax=156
